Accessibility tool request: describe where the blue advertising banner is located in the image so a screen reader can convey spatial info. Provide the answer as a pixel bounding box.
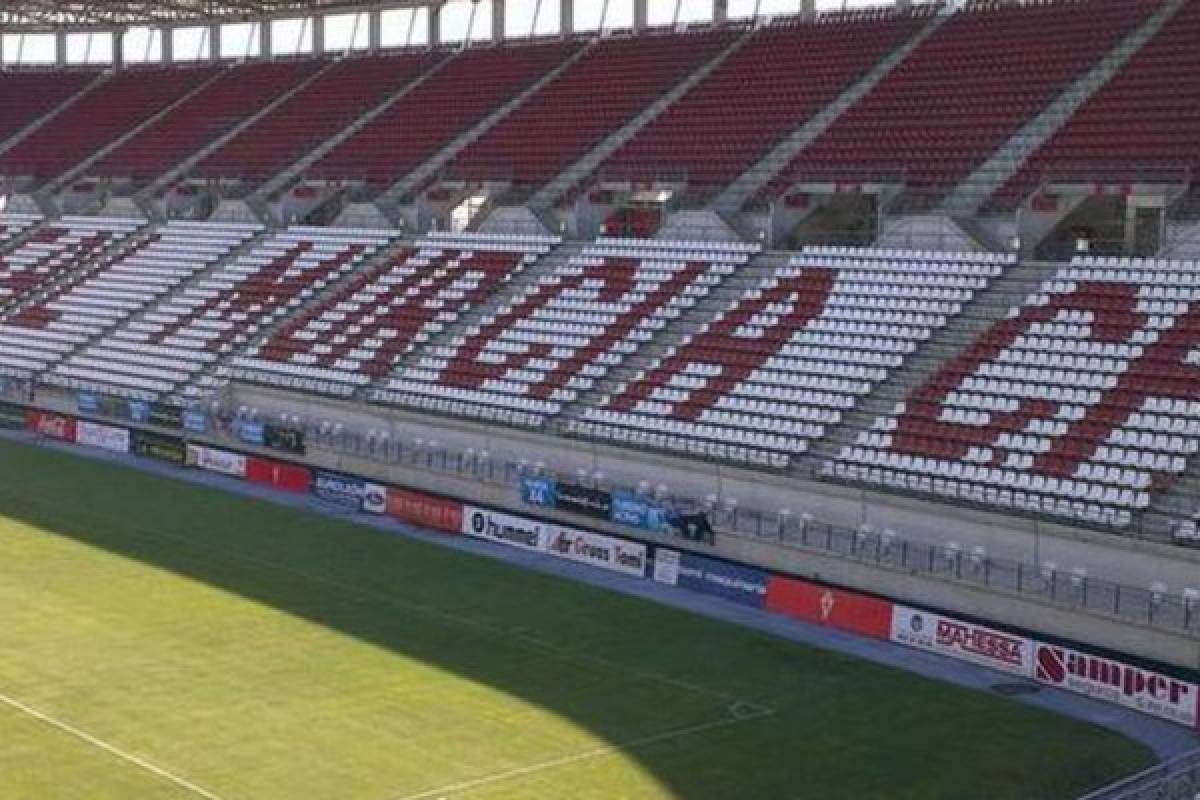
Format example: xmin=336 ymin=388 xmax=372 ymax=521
xmin=610 ymin=492 xmax=673 ymax=533
xmin=238 ymin=420 xmax=265 ymax=446
xmin=313 ymin=470 xmax=367 ymax=510
xmin=676 ymin=552 xmax=769 ymax=609
xmin=519 ymin=476 xmax=557 ymax=508
xmin=77 ymin=392 xmax=99 ymax=414
xmin=183 ymin=409 xmax=208 ymax=434
xmin=128 ymin=399 xmax=150 ymax=423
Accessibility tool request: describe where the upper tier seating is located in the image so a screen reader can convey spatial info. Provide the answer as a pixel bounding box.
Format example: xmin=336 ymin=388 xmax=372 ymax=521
xmin=0 ymin=212 xmax=43 ymax=252
xmin=232 ymin=232 xmax=556 ymax=397
xmin=0 ymin=216 xmax=152 ymax=376
xmin=376 ymin=238 xmax=758 ymax=427
xmin=989 ymin=0 xmax=1200 ymax=210
xmin=0 ymin=66 xmax=220 ymax=181
xmin=50 ymin=226 xmax=392 ymax=401
xmin=0 ymin=216 xmax=134 ymax=308
xmin=311 ymin=41 xmax=579 ymax=187
xmin=764 ymin=0 xmax=1160 ymax=202
xmin=571 ymin=247 xmax=1009 ymax=469
xmin=831 ymin=256 xmax=1200 ymax=528
xmin=93 ymin=60 xmax=325 ymax=182
xmin=449 ymin=29 xmax=736 ymax=187
xmin=0 ymin=70 xmax=96 ymax=144
xmin=194 ymin=52 xmax=440 ymax=183
xmin=597 ymin=10 xmax=926 ymax=197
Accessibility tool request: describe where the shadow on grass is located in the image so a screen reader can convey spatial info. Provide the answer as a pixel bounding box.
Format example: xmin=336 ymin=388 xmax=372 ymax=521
xmin=0 ymin=438 xmax=1154 ymax=800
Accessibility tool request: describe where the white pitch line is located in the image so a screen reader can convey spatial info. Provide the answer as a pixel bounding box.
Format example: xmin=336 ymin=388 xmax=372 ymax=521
xmin=391 ymin=706 xmax=776 ymax=800
xmin=0 ymin=691 xmax=225 ymax=800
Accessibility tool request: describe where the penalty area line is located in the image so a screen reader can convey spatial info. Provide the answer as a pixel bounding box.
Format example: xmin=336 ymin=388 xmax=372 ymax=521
xmin=0 ymin=691 xmax=225 ymax=800
xmin=391 ymin=704 xmax=776 ymax=800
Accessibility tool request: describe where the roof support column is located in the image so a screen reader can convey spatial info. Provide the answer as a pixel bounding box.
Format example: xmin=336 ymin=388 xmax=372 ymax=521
xmin=111 ymin=28 xmax=124 ymax=70
xmin=714 ymin=0 xmax=728 ymax=24
xmin=493 ymin=0 xmax=506 ymax=40
xmin=561 ymin=0 xmax=574 ymax=34
xmin=369 ymin=7 xmax=382 ymax=52
xmin=55 ymin=30 xmax=67 ymax=67
xmin=313 ymin=13 xmax=325 ymax=54
xmin=633 ymin=0 xmax=648 ymax=32
xmin=260 ymin=18 xmax=272 ymax=57
xmin=208 ymin=23 xmax=219 ymax=61
xmin=429 ymin=2 xmax=442 ymax=46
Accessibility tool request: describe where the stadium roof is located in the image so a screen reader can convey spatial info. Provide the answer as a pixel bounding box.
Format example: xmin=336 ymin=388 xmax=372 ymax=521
xmin=0 ymin=1 xmax=379 ymax=29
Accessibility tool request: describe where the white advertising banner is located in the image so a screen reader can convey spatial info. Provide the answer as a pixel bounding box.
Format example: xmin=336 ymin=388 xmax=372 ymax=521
xmin=461 ymin=506 xmax=547 ymax=553
xmin=653 ymin=548 xmax=681 ymax=586
xmin=545 ymin=525 xmax=648 ymax=578
xmin=1034 ymin=643 xmax=1199 ymax=728
xmin=75 ymin=421 xmax=130 ymax=454
xmin=186 ymin=445 xmax=247 ymax=478
xmin=363 ymin=483 xmax=387 ymax=515
xmin=890 ymin=606 xmax=1034 ymax=677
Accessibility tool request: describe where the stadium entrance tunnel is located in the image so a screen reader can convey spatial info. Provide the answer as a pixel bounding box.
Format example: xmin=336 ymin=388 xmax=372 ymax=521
xmin=0 ymin=438 xmax=1160 ymax=799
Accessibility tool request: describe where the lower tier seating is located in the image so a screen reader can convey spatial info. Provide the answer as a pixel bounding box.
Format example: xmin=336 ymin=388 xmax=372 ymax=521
xmin=0 ymin=219 xmax=241 ymax=381
xmin=831 ymin=256 xmax=1200 ymax=528
xmin=0 ymin=216 xmax=139 ymax=308
xmin=232 ymin=232 xmax=558 ymax=397
xmin=570 ymin=247 xmax=1010 ymax=468
xmin=49 ymin=225 xmax=391 ymax=402
xmin=375 ymin=238 xmax=758 ymax=426
xmin=0 ymin=212 xmax=43 ymax=253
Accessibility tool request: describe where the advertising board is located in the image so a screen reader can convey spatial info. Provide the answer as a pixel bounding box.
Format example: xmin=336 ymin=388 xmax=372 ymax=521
xmin=544 ymin=525 xmax=648 ymax=578
xmin=245 ymin=457 xmax=312 ymax=493
xmin=313 ymin=470 xmax=368 ymax=510
xmin=1034 ymin=643 xmax=1199 ymax=728
xmin=661 ymin=552 xmax=769 ymax=608
xmin=386 ymin=489 xmax=462 ymax=533
xmin=519 ymin=476 xmax=557 ymax=508
xmin=26 ymin=410 xmax=76 ymax=441
xmin=186 ymin=445 xmax=247 ymax=478
xmin=133 ymin=431 xmax=186 ymax=465
xmin=75 ymin=421 xmax=130 ymax=454
xmin=765 ymin=576 xmax=892 ymax=639
xmin=890 ymin=606 xmax=1034 ymax=677
xmin=610 ymin=492 xmax=672 ymax=533
xmin=183 ymin=410 xmax=209 ymax=434
xmin=0 ymin=401 xmax=25 ymax=430
xmin=238 ymin=421 xmax=265 ymax=446
xmin=554 ymin=482 xmax=612 ymax=520
xmin=461 ymin=506 xmax=547 ymax=553
xmin=77 ymin=392 xmax=99 ymax=414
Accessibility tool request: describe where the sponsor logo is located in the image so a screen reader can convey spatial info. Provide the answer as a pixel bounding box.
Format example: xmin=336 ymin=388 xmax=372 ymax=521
xmin=77 ymin=392 xmax=100 ymax=414
xmin=314 ymin=470 xmax=367 ymax=510
xmin=676 ymin=553 xmax=769 ymax=608
xmin=653 ymin=548 xmax=681 ymax=586
xmin=545 ymin=527 xmax=647 ymax=578
xmin=388 ymin=489 xmax=462 ymax=532
xmin=610 ymin=493 xmax=672 ymax=533
xmin=187 ymin=445 xmax=246 ymax=478
xmin=30 ymin=411 xmax=74 ymax=441
xmin=519 ymin=476 xmax=557 ymax=508
xmin=554 ymin=483 xmax=612 ymax=520
xmin=1034 ymin=643 xmax=1198 ymax=727
xmin=463 ymin=507 xmax=545 ymax=552
xmin=0 ymin=402 xmax=25 ymax=430
xmin=183 ymin=410 xmax=209 ymax=434
xmin=75 ymin=421 xmax=130 ymax=454
xmin=363 ymin=484 xmax=387 ymax=515
xmin=890 ymin=607 xmax=1032 ymax=676
xmin=134 ymin=432 xmax=186 ymax=465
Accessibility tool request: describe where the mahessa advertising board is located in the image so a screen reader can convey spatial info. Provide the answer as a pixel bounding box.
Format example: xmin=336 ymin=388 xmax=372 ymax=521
xmin=890 ymin=606 xmax=1033 ymax=677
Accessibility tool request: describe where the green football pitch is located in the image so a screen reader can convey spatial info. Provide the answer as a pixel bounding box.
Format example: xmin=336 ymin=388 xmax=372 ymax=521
xmin=0 ymin=438 xmax=1153 ymax=799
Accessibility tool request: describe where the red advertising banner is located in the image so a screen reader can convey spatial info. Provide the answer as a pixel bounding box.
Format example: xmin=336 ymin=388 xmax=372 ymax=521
xmin=387 ymin=488 xmax=463 ymax=534
xmin=25 ymin=410 xmax=76 ymax=442
xmin=765 ymin=576 xmax=893 ymax=639
xmin=245 ymin=457 xmax=312 ymax=494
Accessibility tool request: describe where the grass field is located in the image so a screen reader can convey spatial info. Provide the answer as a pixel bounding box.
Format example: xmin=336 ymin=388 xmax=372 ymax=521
xmin=0 ymin=438 xmax=1154 ymax=799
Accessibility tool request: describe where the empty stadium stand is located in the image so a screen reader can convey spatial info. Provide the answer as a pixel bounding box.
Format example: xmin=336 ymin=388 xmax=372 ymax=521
xmin=449 ymin=30 xmax=736 ymax=188
xmin=233 ymin=231 xmax=556 ymax=397
xmin=0 ymin=69 xmax=96 ymax=146
xmin=763 ymin=0 xmax=1160 ymax=202
xmin=49 ymin=226 xmax=392 ymax=401
xmin=378 ymin=237 xmax=758 ymax=427
xmin=570 ymin=246 xmax=1011 ymax=469
xmin=310 ymin=41 xmax=579 ymax=187
xmin=0 ymin=65 xmax=220 ymax=181
xmin=93 ymin=60 xmax=325 ymax=182
xmin=988 ymin=0 xmax=1200 ymax=210
xmin=194 ymin=51 xmax=441 ymax=183
xmin=0 ymin=212 xmax=42 ymax=251
xmin=832 ymin=255 xmax=1200 ymax=527
xmin=597 ymin=10 xmax=926 ymax=197
xmin=0 ymin=215 xmax=135 ymax=308
xmin=0 ymin=216 xmax=147 ymax=376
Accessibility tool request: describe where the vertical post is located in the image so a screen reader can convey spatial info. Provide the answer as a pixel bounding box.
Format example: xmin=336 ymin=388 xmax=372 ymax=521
xmin=800 ymin=0 xmax=815 ymax=15
xmin=561 ymin=0 xmax=574 ymax=34
xmin=313 ymin=13 xmax=326 ymax=54
xmin=713 ymin=0 xmax=728 ymax=25
xmin=56 ymin=30 xmax=67 ymax=67
xmin=633 ymin=0 xmax=648 ymax=32
xmin=494 ymin=0 xmax=507 ymax=40
xmin=429 ymin=2 xmax=442 ymax=46
xmin=261 ymin=17 xmax=272 ymax=57
xmin=369 ymin=7 xmax=382 ymax=52
xmin=208 ymin=23 xmax=219 ymax=61
xmin=162 ymin=27 xmax=174 ymax=63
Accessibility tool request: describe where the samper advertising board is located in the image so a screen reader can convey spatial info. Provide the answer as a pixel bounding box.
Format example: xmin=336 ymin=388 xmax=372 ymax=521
xmin=890 ymin=606 xmax=1033 ymax=677
xmin=1034 ymin=643 xmax=1199 ymax=728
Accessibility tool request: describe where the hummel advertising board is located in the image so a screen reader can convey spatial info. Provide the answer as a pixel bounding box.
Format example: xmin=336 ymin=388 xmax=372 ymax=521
xmin=890 ymin=606 xmax=1034 ymax=677
xmin=462 ymin=506 xmax=548 ymax=553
